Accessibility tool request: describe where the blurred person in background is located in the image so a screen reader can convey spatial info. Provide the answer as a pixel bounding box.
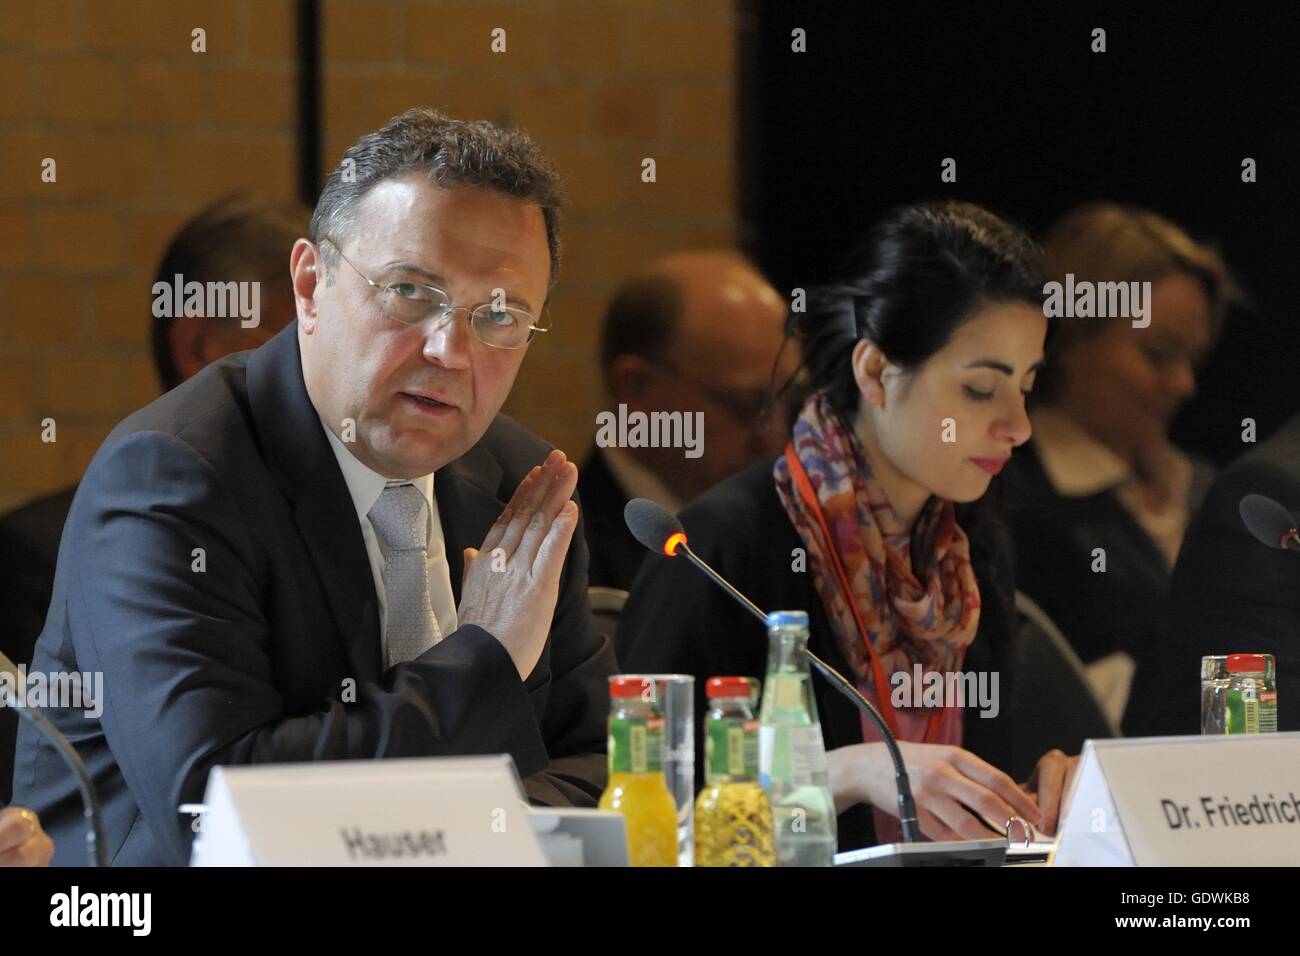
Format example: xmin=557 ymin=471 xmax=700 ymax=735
xmin=0 ymin=194 xmax=306 ymax=806
xmin=1128 ymin=410 xmax=1300 ymax=736
xmin=149 ymin=194 xmax=307 ymax=393
xmin=579 ymin=250 xmax=793 ymax=591
xmin=1003 ymin=203 xmax=1237 ymax=728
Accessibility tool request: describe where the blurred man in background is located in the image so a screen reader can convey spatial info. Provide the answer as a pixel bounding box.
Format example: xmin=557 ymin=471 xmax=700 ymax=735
xmin=149 ymin=194 xmax=307 ymax=394
xmin=0 ymin=194 xmax=306 ymax=806
xmin=579 ymin=250 xmax=793 ymax=590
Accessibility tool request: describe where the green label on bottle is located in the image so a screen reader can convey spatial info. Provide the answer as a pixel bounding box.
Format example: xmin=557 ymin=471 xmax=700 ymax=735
xmin=706 ymin=718 xmax=759 ymax=779
xmin=608 ymin=715 xmax=664 ymax=773
xmin=1260 ymin=690 xmax=1278 ymax=733
xmin=1227 ymin=682 xmax=1260 ymax=734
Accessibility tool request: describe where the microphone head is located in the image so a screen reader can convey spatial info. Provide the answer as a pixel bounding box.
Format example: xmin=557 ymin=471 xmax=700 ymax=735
xmin=624 ymin=498 xmax=687 ymax=556
xmin=1240 ymin=493 xmax=1297 ymax=549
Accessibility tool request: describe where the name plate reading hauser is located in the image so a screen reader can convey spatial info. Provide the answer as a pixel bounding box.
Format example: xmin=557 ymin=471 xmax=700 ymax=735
xmin=191 ymin=754 xmax=546 ymax=866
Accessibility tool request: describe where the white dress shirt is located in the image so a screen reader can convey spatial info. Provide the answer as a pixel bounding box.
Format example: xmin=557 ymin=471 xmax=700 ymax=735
xmin=321 ymin=420 xmax=459 ymax=663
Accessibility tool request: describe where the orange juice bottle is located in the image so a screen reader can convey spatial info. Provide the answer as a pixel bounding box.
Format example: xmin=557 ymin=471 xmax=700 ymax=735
xmin=599 ymin=676 xmax=678 ymax=867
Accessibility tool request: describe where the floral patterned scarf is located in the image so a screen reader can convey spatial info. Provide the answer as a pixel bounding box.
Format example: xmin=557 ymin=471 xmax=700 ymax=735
xmin=773 ymin=391 xmax=983 ymax=839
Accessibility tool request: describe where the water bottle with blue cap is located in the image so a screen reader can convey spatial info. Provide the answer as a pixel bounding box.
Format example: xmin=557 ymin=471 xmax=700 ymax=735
xmin=759 ymin=610 xmax=837 ymax=866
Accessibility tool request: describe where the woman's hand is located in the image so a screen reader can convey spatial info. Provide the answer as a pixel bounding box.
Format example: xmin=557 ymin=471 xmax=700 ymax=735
xmin=828 ymin=741 xmax=1043 ymax=841
xmin=0 ymin=806 xmax=55 ymax=867
xmin=1022 ymin=749 xmax=1080 ymax=837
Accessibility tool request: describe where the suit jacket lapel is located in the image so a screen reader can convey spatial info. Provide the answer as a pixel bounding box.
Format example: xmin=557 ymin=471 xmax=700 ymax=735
xmin=435 ymin=440 xmax=506 ymax=606
xmin=247 ymin=325 xmax=383 ymax=683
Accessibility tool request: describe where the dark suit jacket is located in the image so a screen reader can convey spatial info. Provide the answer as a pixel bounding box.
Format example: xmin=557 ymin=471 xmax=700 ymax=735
xmin=1124 ymin=413 xmax=1300 ymax=736
xmin=0 ymin=486 xmax=76 ymax=805
xmin=575 ymin=447 xmax=646 ymax=592
xmin=1004 ymin=441 xmax=1178 ymax=667
xmin=12 ymin=324 xmax=617 ymax=865
xmin=615 ymin=459 xmax=1018 ymax=851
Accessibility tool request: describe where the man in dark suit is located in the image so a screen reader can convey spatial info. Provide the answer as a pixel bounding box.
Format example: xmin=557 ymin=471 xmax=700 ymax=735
xmin=1125 ymin=413 xmax=1300 ymax=736
xmin=578 ymin=251 xmax=792 ymax=590
xmin=0 ymin=195 xmax=304 ymax=807
xmin=12 ymin=109 xmax=616 ymax=865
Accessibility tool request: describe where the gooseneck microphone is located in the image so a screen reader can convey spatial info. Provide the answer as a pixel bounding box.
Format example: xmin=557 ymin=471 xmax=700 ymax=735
xmin=0 ymin=649 xmax=108 ymax=866
xmin=624 ymin=497 xmax=921 ymax=843
xmin=1240 ymin=494 xmax=1300 ymax=552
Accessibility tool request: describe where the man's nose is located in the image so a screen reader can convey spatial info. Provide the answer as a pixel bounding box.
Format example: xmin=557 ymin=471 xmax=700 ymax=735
xmin=1168 ymin=359 xmax=1196 ymax=404
xmin=421 ymin=309 xmax=472 ymax=370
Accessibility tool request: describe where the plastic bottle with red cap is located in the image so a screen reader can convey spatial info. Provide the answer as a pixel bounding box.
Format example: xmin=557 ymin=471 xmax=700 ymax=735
xmin=598 ymin=676 xmax=679 ymax=866
xmin=694 ymin=676 xmax=775 ymax=866
xmin=1225 ymin=653 xmax=1278 ymax=734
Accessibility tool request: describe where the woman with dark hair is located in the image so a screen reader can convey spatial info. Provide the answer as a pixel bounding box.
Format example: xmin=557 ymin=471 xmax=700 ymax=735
xmin=616 ymin=201 xmax=1074 ymax=849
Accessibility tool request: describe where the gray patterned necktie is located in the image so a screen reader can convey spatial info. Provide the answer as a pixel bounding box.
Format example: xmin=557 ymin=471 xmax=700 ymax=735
xmin=368 ymin=482 xmax=441 ymax=667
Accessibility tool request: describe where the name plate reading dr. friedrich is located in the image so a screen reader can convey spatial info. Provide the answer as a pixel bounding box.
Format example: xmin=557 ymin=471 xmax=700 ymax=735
xmin=1054 ymin=733 xmax=1300 ymax=866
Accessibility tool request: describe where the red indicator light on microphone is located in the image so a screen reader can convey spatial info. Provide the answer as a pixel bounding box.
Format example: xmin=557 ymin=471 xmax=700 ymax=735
xmin=663 ymin=531 xmax=687 ymax=557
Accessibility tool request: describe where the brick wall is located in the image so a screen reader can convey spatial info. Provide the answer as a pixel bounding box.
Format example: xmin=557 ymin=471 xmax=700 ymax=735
xmin=0 ymin=0 xmax=299 ymax=511
xmin=0 ymin=0 xmax=736 ymax=512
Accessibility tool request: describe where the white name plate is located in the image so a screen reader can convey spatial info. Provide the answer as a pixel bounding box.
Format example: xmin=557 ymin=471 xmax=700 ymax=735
xmin=191 ymin=754 xmax=547 ymax=866
xmin=1054 ymin=732 xmax=1300 ymax=866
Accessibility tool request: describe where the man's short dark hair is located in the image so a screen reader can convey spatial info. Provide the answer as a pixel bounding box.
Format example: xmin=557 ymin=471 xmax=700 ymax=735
xmin=150 ymin=194 xmax=307 ymax=391
xmin=309 ymin=108 xmax=565 ymax=293
xmin=598 ymin=273 xmax=683 ymax=381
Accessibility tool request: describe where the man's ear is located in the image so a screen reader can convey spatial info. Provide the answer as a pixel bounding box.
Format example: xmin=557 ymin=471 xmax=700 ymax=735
xmin=290 ymin=238 xmax=321 ymax=333
xmin=168 ymin=313 xmax=210 ymax=384
xmin=605 ymin=354 xmax=658 ymax=408
xmin=851 ymin=339 xmax=891 ymax=408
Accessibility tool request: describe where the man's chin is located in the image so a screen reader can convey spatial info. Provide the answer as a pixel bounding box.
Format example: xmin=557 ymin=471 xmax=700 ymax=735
xmin=369 ymin=428 xmax=472 ymax=478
